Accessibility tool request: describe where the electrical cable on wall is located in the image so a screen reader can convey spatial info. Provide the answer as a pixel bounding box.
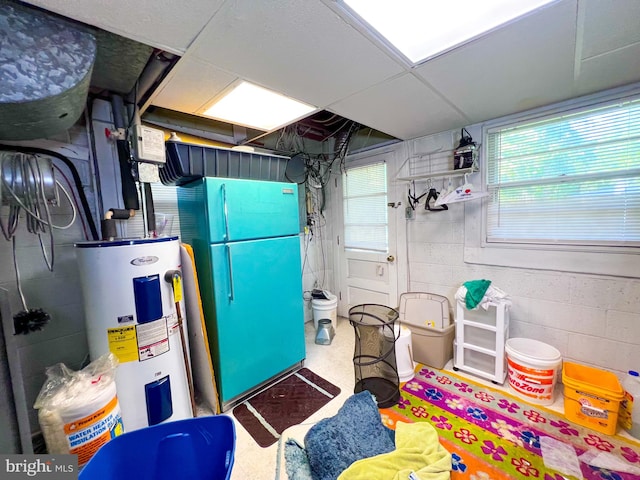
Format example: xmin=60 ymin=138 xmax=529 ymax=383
xmin=276 ymin=119 xmax=360 ymax=191
xmin=272 ymin=116 xmax=360 ymax=299
xmin=1 ymin=153 xmax=56 ymax=266
xmin=52 ymin=164 xmax=89 ymax=240
xmin=0 ymin=151 xmax=79 ymax=334
xmin=0 ymin=144 xmax=98 ymax=240
xmin=302 ymin=186 xmax=328 ymax=293
xmin=301 ymin=232 xmax=315 ymax=296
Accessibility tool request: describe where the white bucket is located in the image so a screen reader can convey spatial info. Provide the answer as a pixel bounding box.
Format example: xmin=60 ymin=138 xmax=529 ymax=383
xmin=395 ymin=325 xmax=415 ymax=383
xmin=505 ymin=338 xmax=562 ymax=405
xmin=312 ymin=293 xmax=338 ymax=331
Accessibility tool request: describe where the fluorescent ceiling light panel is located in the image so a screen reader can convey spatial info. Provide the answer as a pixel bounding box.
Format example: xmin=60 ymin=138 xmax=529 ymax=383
xmin=202 ymin=81 xmax=316 ymax=131
xmin=342 ymin=0 xmax=557 ymax=63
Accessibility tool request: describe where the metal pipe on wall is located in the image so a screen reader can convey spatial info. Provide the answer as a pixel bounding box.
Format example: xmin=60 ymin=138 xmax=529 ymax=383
xmin=109 ymin=95 xmax=139 ymax=212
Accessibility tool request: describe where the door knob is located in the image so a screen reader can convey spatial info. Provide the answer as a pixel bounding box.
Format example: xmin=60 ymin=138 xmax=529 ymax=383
xmin=387 ymin=255 xmax=395 ymax=262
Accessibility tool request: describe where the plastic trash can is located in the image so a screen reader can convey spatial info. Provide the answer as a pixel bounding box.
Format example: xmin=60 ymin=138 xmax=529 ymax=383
xmin=394 ymin=325 xmax=415 ymax=383
xmin=79 ymin=416 xmax=235 ymax=480
xmin=312 ymin=291 xmax=338 ymax=331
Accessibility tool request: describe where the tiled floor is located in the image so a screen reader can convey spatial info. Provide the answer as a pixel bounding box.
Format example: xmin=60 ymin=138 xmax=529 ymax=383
xmin=225 ymin=317 xmax=562 ymax=480
xmin=227 ymin=317 xmax=356 ymax=480
xmin=222 ymin=317 xmax=635 ymax=480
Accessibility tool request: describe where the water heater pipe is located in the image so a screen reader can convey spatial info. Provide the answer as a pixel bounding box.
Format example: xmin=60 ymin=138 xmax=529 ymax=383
xmin=164 ymin=270 xmax=196 ymax=416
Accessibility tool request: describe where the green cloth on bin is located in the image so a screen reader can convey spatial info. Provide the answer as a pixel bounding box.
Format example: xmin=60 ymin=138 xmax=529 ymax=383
xmin=463 ymin=279 xmax=492 ymax=309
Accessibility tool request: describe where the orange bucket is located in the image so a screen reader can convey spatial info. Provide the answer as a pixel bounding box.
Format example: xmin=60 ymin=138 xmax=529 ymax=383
xmin=562 ymin=362 xmax=624 ymax=435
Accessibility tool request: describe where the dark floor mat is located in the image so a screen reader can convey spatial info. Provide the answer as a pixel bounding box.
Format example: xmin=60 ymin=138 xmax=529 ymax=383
xmin=232 ymin=368 xmax=341 ymax=447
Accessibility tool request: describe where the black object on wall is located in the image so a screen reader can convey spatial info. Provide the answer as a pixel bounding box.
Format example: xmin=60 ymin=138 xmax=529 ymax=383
xmin=110 ymin=95 xmax=140 ymax=211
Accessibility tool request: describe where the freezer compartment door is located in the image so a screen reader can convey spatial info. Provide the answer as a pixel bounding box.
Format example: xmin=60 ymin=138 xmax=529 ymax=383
xmin=209 ymin=236 xmax=305 ymax=404
xmin=204 ymin=177 xmax=299 ymax=242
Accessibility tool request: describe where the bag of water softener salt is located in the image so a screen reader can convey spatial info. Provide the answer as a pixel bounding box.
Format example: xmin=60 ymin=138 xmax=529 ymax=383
xmin=34 ymin=353 xmax=124 ymax=468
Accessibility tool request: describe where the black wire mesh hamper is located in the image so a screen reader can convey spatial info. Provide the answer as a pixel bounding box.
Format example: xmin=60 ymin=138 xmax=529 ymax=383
xmin=349 ymin=304 xmax=400 ymax=408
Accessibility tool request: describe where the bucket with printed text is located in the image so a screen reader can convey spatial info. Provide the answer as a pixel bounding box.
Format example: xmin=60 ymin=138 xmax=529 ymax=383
xmin=34 ymin=354 xmax=124 ymax=469
xmin=562 ymin=361 xmax=624 ymax=435
xmin=505 ymin=338 xmax=562 ymax=405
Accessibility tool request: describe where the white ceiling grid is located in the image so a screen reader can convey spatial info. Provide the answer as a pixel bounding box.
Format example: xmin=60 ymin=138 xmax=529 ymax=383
xmin=21 ymin=0 xmax=640 ymax=140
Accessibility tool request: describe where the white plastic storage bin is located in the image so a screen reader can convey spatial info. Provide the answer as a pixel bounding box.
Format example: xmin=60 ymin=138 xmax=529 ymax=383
xmin=454 ymin=300 xmax=510 ymax=383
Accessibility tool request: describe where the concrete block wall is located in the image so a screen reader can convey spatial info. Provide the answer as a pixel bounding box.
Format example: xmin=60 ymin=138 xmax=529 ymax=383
xmin=403 ymin=132 xmax=640 ymax=381
xmin=0 ymin=123 xmax=95 ymax=440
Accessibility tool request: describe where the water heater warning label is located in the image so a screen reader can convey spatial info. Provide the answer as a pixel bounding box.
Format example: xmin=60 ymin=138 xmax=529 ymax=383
xmin=107 ymin=326 xmax=138 ymax=363
xmin=137 ymin=318 xmax=169 ymax=361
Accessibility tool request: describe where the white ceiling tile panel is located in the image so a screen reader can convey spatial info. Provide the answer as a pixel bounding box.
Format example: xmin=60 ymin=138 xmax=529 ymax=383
xmin=151 ymin=58 xmax=236 ymax=113
xmin=579 ymin=0 xmax=640 ymax=60
xmin=19 ymin=0 xmax=640 ymax=142
xmin=188 ymin=0 xmax=405 ymax=108
xmin=329 ymin=74 xmax=468 ymax=140
xmin=414 ymin=0 xmax=577 ymax=125
xmin=575 ymin=43 xmax=640 ymax=96
xmin=22 ymin=0 xmax=224 ymax=53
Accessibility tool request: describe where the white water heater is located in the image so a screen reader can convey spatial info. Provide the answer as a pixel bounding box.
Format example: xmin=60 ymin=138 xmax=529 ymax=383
xmin=75 ymin=237 xmax=193 ymax=432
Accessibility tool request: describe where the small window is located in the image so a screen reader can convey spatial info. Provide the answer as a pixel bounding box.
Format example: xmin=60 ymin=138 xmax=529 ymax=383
xmin=342 ymin=161 xmax=388 ymax=252
xmin=485 ymin=96 xmax=640 ymax=247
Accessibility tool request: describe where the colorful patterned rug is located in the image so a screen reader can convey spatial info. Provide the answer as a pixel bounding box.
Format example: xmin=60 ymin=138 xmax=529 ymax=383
xmin=381 ymin=366 xmax=640 ymax=480
xmin=233 ymin=368 xmax=341 ymax=448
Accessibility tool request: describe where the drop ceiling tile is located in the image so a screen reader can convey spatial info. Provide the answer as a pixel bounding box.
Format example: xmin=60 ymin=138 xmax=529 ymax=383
xmin=575 ymin=43 xmax=640 ymax=96
xmin=329 ymin=74 xmax=468 ymax=140
xmin=579 ymin=0 xmax=640 ymax=60
xmin=415 ymin=0 xmax=577 ymax=124
xmin=22 ymin=0 xmax=224 ymax=53
xmin=188 ymin=0 xmax=405 ymax=108
xmin=151 ymin=58 xmax=237 ymax=113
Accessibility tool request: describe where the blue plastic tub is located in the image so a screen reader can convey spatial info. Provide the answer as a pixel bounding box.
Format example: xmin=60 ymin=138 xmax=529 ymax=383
xmin=79 ymin=416 xmax=235 ymax=480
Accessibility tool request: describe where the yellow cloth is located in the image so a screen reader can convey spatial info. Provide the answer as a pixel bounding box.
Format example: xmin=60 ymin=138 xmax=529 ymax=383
xmin=337 ymin=422 xmax=452 ymax=480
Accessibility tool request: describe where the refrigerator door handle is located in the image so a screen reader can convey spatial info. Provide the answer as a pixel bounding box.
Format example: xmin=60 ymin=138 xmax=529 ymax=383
xmin=221 ymin=183 xmax=230 ymax=241
xmin=226 ymin=244 xmax=235 ymax=301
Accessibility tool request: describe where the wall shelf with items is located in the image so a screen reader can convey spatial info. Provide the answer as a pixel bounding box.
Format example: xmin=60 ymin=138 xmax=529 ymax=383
xmin=453 ymin=300 xmax=510 ymax=384
xmin=396 ymin=166 xmax=477 ymax=183
xmin=393 ymin=145 xmax=479 ymax=183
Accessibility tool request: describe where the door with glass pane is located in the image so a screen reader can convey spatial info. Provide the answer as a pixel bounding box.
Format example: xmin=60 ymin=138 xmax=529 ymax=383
xmin=337 ymin=151 xmax=397 ymax=316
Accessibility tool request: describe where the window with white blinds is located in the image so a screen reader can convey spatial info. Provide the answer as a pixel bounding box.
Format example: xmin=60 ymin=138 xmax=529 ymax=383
xmin=342 ymin=161 xmax=388 ymax=252
xmin=485 ymin=96 xmax=640 ymax=247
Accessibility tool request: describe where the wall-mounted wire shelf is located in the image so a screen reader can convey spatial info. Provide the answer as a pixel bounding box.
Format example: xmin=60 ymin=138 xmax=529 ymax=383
xmin=393 ymin=146 xmax=479 ymax=183
xmin=396 ymin=166 xmax=477 ymax=183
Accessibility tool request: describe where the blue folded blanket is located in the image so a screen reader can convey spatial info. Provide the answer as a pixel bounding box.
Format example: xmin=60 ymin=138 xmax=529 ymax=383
xmin=285 ymin=391 xmax=395 ymax=480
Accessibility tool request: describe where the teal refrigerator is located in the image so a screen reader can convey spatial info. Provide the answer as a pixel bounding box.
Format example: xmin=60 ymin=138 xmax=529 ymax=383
xmin=178 ymin=177 xmax=306 ymax=411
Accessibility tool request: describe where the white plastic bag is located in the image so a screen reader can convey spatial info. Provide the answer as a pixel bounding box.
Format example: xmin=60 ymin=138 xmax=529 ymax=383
xmin=34 ymin=353 xmax=124 ymax=468
xmin=435 ymin=182 xmax=489 ymax=205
